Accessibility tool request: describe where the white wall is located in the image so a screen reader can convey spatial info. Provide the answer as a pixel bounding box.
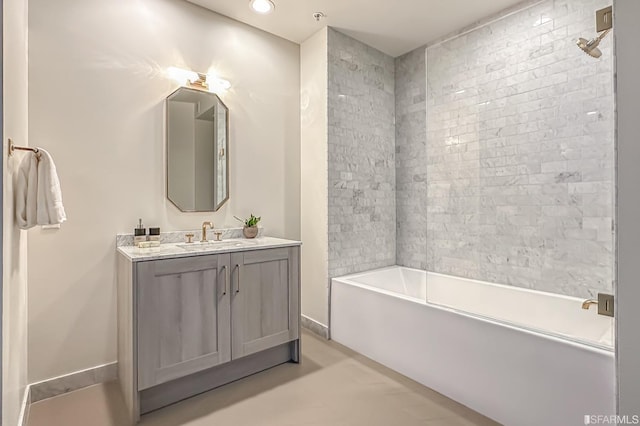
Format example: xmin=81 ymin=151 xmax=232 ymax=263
xmin=300 ymin=28 xmax=329 ymax=327
xmin=614 ymin=0 xmax=640 ymax=415
xmin=27 ymin=0 xmax=300 ymax=383
xmin=2 ymin=0 xmax=29 ymax=423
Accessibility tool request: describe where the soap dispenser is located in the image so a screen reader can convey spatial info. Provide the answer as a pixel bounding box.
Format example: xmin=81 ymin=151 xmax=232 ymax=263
xmin=134 ymin=219 xmax=147 ymax=246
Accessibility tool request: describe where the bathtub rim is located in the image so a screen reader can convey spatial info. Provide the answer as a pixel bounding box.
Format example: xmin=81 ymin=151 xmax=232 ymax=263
xmin=331 ymin=265 xmax=426 ymax=303
xmin=331 ymin=266 xmax=614 ymax=354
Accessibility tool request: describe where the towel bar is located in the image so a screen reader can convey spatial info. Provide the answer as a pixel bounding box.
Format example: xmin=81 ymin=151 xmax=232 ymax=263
xmin=8 ymin=138 xmax=39 ymax=157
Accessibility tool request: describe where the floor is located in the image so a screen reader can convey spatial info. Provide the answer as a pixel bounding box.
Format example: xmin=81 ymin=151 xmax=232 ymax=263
xmin=27 ymin=330 xmax=499 ymax=426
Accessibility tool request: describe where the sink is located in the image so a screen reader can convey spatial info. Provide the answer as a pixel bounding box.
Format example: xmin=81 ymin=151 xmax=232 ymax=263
xmin=177 ymin=239 xmax=258 ymax=252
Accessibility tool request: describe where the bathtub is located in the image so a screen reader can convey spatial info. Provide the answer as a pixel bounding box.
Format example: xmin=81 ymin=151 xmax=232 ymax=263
xmin=331 ymin=266 xmax=615 ymax=426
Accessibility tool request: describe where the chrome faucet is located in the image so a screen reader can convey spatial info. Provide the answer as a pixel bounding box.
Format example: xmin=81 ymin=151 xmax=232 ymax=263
xmin=201 ymin=221 xmax=214 ymax=242
xmin=582 ymin=299 xmax=598 ymax=310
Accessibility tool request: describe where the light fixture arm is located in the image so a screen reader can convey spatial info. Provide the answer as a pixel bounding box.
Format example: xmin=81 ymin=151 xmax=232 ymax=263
xmin=189 ymin=73 xmax=209 ymax=91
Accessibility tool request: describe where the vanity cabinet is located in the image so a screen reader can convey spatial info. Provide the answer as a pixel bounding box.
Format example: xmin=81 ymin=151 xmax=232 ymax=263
xmin=136 ymin=254 xmax=231 ymax=390
xmin=117 ymin=242 xmax=300 ymax=424
xmin=231 ymin=248 xmax=299 ymax=359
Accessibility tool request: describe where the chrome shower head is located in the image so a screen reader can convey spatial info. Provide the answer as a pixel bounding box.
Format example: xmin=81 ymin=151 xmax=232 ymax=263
xmin=576 ymin=37 xmax=602 ymax=58
xmin=576 ymin=28 xmax=610 ymax=58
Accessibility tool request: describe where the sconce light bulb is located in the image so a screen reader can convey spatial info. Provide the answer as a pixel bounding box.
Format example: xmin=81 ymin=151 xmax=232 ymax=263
xmin=207 ymin=76 xmax=232 ymax=94
xmin=167 ymin=67 xmax=199 ymax=86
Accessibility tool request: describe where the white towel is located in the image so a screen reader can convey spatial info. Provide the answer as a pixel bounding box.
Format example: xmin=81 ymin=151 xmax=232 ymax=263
xmin=15 ymin=152 xmax=39 ymax=229
xmin=15 ymin=149 xmax=66 ymax=230
xmin=36 ymin=149 xmax=67 ymax=227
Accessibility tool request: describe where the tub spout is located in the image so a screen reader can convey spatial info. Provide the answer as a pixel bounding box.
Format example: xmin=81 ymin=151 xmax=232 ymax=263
xmin=582 ymin=299 xmax=598 ymax=310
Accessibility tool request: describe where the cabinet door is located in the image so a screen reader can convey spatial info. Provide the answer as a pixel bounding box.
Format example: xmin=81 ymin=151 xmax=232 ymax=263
xmin=230 ymin=247 xmax=299 ymax=359
xmin=137 ymin=254 xmax=230 ymax=390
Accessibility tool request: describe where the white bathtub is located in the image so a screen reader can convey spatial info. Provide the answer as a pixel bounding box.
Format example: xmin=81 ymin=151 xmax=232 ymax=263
xmin=331 ymin=266 xmax=615 ymax=426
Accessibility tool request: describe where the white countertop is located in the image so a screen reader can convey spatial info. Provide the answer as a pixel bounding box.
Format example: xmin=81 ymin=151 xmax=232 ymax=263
xmin=117 ymin=236 xmax=301 ymax=262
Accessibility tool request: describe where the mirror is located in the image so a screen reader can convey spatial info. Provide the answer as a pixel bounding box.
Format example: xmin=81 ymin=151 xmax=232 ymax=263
xmin=166 ymin=87 xmax=229 ymax=212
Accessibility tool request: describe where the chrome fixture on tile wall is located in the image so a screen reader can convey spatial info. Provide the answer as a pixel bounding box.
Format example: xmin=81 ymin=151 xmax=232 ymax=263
xmin=576 ymin=6 xmax=612 ymax=58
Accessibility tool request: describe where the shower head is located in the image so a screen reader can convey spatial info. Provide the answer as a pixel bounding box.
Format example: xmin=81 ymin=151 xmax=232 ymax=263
xmin=576 ymin=28 xmax=610 ymax=58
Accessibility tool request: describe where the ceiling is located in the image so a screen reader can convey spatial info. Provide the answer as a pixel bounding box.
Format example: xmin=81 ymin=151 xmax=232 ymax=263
xmin=187 ymin=0 xmax=528 ymax=57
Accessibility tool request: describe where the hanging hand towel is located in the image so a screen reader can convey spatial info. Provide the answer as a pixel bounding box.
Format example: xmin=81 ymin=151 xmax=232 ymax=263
xmin=36 ymin=148 xmax=67 ymax=227
xmin=15 ymin=152 xmax=39 ymax=230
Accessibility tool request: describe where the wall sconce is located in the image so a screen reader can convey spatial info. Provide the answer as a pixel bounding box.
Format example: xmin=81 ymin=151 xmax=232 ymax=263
xmin=167 ymin=66 xmax=231 ymax=93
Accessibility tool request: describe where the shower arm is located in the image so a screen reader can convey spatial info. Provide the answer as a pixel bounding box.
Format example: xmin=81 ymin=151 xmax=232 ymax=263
xmin=591 ymin=28 xmax=610 ymax=46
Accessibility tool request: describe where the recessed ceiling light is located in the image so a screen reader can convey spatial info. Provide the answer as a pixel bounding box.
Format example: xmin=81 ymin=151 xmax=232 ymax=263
xmin=250 ymin=0 xmax=275 ymax=14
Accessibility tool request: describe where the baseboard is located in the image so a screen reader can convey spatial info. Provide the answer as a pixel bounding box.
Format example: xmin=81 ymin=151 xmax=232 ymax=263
xmin=29 ymin=362 xmax=118 ymax=403
xmin=301 ymin=315 xmax=330 ymax=339
xmin=140 ymin=342 xmax=294 ymax=415
xmin=17 ymin=385 xmax=31 ymax=426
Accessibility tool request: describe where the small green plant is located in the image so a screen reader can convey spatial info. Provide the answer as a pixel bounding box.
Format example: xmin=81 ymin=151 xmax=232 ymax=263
xmin=234 ymin=214 xmax=261 ymax=228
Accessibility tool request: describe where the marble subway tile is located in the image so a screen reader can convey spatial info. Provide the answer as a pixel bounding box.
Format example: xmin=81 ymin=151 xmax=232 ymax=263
xmin=327 ymin=28 xmax=397 ymax=278
xmin=326 ymin=0 xmax=613 ymax=299
xmin=424 ymin=0 xmax=614 ymax=298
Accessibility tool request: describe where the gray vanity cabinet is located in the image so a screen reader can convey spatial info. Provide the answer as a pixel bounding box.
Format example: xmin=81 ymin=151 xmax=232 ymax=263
xmin=117 ymin=241 xmax=301 ymax=424
xmin=230 ymin=247 xmax=299 ymax=359
xmin=136 ymin=254 xmax=230 ymax=390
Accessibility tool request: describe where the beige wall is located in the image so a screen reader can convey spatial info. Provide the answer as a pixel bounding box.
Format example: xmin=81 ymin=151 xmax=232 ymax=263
xmin=27 ymin=0 xmax=300 ymax=382
xmin=300 ymin=28 xmax=329 ymax=327
xmin=2 ymin=0 xmax=29 ymax=423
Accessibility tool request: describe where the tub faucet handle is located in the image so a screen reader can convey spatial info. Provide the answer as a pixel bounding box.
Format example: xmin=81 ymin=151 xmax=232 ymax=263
xmin=582 ymin=294 xmax=615 ymax=317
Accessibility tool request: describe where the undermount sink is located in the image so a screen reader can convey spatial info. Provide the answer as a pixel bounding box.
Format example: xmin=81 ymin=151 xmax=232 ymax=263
xmin=176 ymin=239 xmax=259 ymax=251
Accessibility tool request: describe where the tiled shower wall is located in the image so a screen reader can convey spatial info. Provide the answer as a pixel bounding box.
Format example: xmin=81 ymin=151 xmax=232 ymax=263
xmin=395 ymin=48 xmax=427 ymax=270
xmin=327 ymin=28 xmax=396 ymax=278
xmin=426 ymin=0 xmax=614 ymax=298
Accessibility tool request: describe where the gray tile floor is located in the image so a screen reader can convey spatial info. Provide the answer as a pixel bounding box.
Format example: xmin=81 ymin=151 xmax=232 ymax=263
xmin=27 ymin=330 xmax=499 ymax=426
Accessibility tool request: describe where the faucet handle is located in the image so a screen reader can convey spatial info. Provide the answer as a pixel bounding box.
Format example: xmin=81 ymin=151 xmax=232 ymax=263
xmin=185 ymin=233 xmax=194 ymax=243
xmin=214 ymin=231 xmax=223 ymax=241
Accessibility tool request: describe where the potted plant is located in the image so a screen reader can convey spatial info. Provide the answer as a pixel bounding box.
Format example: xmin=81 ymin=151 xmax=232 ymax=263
xmin=235 ymin=214 xmax=261 ymax=238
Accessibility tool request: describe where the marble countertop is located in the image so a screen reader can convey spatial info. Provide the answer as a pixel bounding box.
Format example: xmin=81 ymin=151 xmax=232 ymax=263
xmin=117 ymin=236 xmax=301 ymax=262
